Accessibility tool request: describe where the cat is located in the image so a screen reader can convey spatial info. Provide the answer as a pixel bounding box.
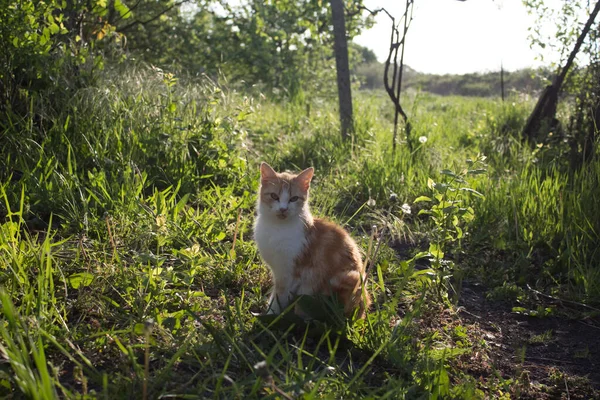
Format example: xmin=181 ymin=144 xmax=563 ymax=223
xmin=253 ymin=162 xmax=371 ymax=319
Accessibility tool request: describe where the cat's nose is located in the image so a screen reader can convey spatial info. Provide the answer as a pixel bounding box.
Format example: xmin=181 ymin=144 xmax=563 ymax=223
xmin=279 ymin=206 xmax=288 ymax=212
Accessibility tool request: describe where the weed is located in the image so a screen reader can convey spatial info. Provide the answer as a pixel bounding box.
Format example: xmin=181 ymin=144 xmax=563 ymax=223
xmin=486 ymin=283 xmax=526 ymax=303
xmin=528 ymin=329 xmax=554 ymax=345
xmin=414 ymin=155 xmax=487 ymax=300
xmin=1 ymin=65 xmax=598 ymax=398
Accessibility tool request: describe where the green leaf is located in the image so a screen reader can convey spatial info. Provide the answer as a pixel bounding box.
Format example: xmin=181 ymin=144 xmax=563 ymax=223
xmin=427 ymin=178 xmax=435 ymax=190
xmin=133 ymin=323 xmax=145 ymax=335
xmin=429 ymin=243 xmax=444 ymax=259
xmin=494 ymin=237 xmax=506 ymax=250
xmin=430 ymin=347 xmax=468 ymax=361
xmin=442 ymin=206 xmax=457 ymax=213
xmin=114 ymin=0 xmax=131 ymax=18
xmin=215 ymin=231 xmax=226 ymax=241
xmin=49 ymin=22 xmax=60 ymax=34
xmin=455 ymin=225 xmax=463 ymax=239
xmin=458 ymin=187 xmax=485 ymax=198
xmin=68 ymin=272 xmax=94 ymax=289
xmin=467 ymin=169 xmax=487 ymax=175
xmin=413 ymin=195 xmax=432 ymax=203
xmin=112 ymin=336 xmax=128 ymax=355
xmin=174 ymin=193 xmax=190 ymax=215
xmin=462 ymin=207 xmax=475 ymax=222
xmin=412 ymin=251 xmax=431 ymax=260
xmin=433 ymin=182 xmax=448 ymax=194
xmin=452 ymin=215 xmax=459 ymax=227
xmin=440 ymin=169 xmax=457 ymax=178
xmin=101 ymin=295 xmax=121 ymax=308
xmin=410 ymin=268 xmax=436 ymax=277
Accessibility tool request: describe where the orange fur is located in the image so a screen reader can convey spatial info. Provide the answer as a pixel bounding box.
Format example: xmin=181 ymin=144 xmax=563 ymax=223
xmin=295 ymin=219 xmax=371 ymax=318
xmin=254 ymin=162 xmax=371 ymax=318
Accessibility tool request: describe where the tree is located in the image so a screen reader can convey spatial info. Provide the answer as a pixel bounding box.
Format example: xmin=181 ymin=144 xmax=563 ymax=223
xmin=523 ymin=0 xmax=600 ymax=144
xmin=330 ymin=0 xmax=353 ymax=140
xmin=524 ymin=0 xmax=600 ymax=167
xmin=119 ymin=0 xmax=369 ymax=101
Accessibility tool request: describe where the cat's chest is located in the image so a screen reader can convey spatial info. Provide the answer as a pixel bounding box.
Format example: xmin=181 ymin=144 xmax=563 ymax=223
xmin=254 ymin=217 xmax=307 ymax=274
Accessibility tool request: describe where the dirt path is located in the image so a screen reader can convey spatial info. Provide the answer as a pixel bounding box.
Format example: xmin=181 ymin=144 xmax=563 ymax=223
xmin=457 ymin=282 xmax=600 ymax=399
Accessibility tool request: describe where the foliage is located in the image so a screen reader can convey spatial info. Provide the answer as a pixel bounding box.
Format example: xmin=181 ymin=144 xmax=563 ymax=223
xmin=0 ymin=0 xmax=134 ymax=105
xmin=1 ymin=1 xmax=600 ymax=396
xmin=524 ymin=0 xmax=599 ymax=166
xmin=415 ymin=156 xmax=487 ymax=299
xmin=0 ymin=62 xmax=599 ymax=397
xmin=121 ymin=0 xmax=373 ymax=99
xmin=0 ymin=290 xmax=58 ymax=399
xmin=524 ymin=0 xmax=596 ymax=69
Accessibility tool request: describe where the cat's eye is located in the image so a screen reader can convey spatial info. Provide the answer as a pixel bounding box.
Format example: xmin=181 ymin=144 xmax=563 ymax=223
xmin=270 ymin=193 xmax=279 ymax=200
xmin=289 ymin=196 xmax=299 ymax=202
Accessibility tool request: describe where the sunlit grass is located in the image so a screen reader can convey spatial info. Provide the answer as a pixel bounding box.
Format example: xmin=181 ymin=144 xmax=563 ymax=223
xmin=0 ymin=64 xmax=598 ymax=397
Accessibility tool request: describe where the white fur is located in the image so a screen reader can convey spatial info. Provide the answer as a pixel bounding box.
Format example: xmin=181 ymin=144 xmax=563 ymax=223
xmin=254 ymin=203 xmax=313 ymax=313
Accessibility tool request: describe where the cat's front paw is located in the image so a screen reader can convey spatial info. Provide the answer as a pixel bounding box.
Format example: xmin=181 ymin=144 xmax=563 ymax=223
xmin=266 ymin=297 xmax=282 ymax=315
xmin=265 ymin=306 xmax=278 ymax=315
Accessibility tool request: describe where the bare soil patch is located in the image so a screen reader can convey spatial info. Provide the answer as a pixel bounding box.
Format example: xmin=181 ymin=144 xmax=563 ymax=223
xmin=457 ymin=282 xmax=600 ymax=399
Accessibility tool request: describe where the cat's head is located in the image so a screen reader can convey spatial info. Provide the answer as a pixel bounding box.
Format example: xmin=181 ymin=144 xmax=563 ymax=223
xmin=258 ymin=162 xmax=314 ymax=221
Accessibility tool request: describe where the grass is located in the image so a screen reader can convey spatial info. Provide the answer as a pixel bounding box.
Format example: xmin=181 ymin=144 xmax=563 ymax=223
xmin=0 ymin=63 xmax=599 ymax=398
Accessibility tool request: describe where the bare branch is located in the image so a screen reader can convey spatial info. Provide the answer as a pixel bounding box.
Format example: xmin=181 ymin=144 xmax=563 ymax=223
xmin=382 ymin=0 xmax=413 ymax=153
xmin=354 ymin=5 xmax=395 ymax=21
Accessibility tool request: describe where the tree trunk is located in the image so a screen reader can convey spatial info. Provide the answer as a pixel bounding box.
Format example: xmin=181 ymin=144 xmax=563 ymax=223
xmin=330 ymin=0 xmax=353 ymax=140
xmin=500 ymin=62 xmax=505 ymax=102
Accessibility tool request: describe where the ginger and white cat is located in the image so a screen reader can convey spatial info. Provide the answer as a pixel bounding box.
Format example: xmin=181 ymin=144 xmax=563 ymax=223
xmin=253 ymin=162 xmax=371 ymax=318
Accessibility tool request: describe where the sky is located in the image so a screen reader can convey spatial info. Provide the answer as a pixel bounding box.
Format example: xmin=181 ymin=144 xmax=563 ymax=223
xmin=354 ymin=0 xmax=562 ymax=75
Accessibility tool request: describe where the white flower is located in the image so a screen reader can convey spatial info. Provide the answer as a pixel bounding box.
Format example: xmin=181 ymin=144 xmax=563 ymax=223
xmin=401 ymin=203 xmax=412 ymax=215
xmin=419 ymin=136 xmax=428 ymax=144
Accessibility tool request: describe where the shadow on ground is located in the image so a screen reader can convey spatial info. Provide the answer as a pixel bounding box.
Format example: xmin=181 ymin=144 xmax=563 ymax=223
xmin=458 ymin=282 xmax=600 ymax=399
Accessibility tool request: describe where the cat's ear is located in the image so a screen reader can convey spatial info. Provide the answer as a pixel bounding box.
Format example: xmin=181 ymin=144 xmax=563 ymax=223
xmin=260 ymin=162 xmax=277 ymax=182
xmin=296 ymin=167 xmax=314 ymax=191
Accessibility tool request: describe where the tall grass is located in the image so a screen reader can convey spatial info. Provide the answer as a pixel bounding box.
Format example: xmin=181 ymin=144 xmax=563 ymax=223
xmin=0 ymin=63 xmax=598 ymax=398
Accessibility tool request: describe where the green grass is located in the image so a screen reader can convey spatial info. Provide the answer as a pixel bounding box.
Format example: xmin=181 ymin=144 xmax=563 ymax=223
xmin=1 ymin=64 xmax=599 ymax=398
